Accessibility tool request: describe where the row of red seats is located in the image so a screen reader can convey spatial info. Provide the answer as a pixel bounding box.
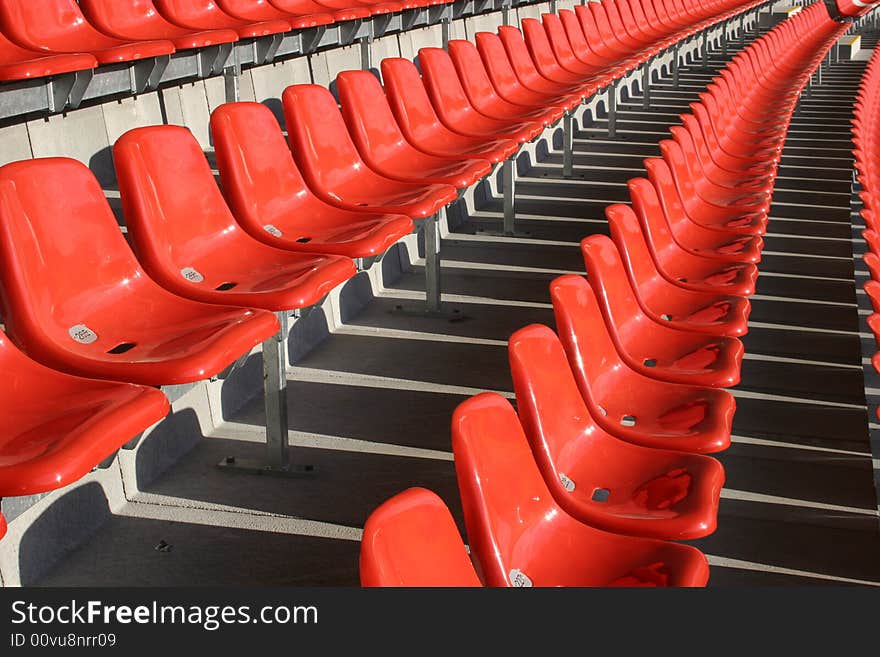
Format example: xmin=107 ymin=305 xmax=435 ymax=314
xmin=0 ymin=0 xmax=766 ymax=542
xmin=854 ymin=47 xmax=880 ymax=376
xmin=360 ymin=1 xmax=848 ymax=586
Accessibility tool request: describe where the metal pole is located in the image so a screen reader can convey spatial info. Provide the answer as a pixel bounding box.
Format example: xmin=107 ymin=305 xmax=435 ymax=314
xmin=503 ymin=158 xmax=516 ymax=234
xmin=608 ymin=82 xmax=617 ymax=139
xmin=672 ymin=44 xmax=680 ymax=88
xmin=702 ymin=33 xmax=708 ymax=69
xmin=360 ymin=35 xmax=372 ymax=71
xmin=441 ymin=17 xmax=450 ymax=49
xmin=721 ymin=21 xmax=728 ymax=57
xmin=562 ymin=111 xmax=574 ymax=178
xmin=263 ymin=311 xmax=290 ymax=471
xmin=223 ymin=45 xmax=241 ymax=103
xmin=642 ymin=63 xmax=650 ymax=109
xmin=424 ymin=213 xmax=442 ymax=312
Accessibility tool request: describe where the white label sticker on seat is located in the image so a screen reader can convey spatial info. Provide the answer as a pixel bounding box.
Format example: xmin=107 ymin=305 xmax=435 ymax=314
xmin=180 ymin=267 xmax=204 ymax=283
xmin=263 ymin=224 xmax=283 ymax=237
xmin=69 ymin=324 xmax=98 ymax=344
xmin=559 ymin=473 xmax=576 ymax=492
xmin=508 ymin=569 xmax=533 ymax=588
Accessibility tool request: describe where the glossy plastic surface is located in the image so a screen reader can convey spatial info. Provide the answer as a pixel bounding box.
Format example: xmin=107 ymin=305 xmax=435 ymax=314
xmin=0 ymin=31 xmax=97 ymax=81
xmin=114 ymin=125 xmax=356 ymax=311
xmin=360 ymin=487 xmax=481 ymax=587
xmin=282 ymin=84 xmax=458 ymax=218
xmin=451 ymin=392 xmax=711 ymax=587
xmin=0 ymin=0 xmax=176 ymax=63
xmin=0 ymin=332 xmax=170 ymax=497
xmin=153 ymin=0 xmax=291 ymax=37
xmin=550 ymin=274 xmax=734 ymax=453
xmin=336 ymin=69 xmax=492 ymax=188
xmin=270 ymin=0 xmax=370 ymax=21
xmin=380 ymin=57 xmax=519 ymax=163
xmin=216 ymin=0 xmax=333 ymax=28
xmin=211 ymin=102 xmax=413 ymax=258
xmin=509 ymin=324 xmax=724 ymax=539
xmin=79 ymin=0 xmax=239 ymax=49
xmin=0 ymin=157 xmax=280 ymax=386
xmin=581 ymin=235 xmax=744 ymax=388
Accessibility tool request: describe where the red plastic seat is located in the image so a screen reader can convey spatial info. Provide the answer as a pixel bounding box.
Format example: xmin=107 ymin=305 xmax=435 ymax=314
xmin=215 ymin=0 xmax=333 ymax=28
xmin=550 ymin=273 xmax=734 ymax=454
xmin=521 ymin=18 xmax=602 ymax=88
xmin=451 ymin=392 xmax=711 ymax=587
xmin=0 ymin=0 xmax=176 ymax=64
xmin=270 ymin=0 xmax=370 ymax=22
xmin=113 ymin=125 xmax=357 ymax=311
xmin=153 ymin=0 xmax=291 ymax=38
xmin=447 ymin=39 xmax=564 ymax=126
xmin=496 ymin=25 xmax=590 ymax=99
xmin=0 ymin=157 xmax=280 ymax=386
xmin=580 ymin=235 xmax=745 ymax=388
xmin=78 ymin=0 xmax=240 ymax=50
xmin=0 ymin=32 xmax=97 ymax=81
xmin=0 ymin=512 xmax=5 ymax=540
xmin=282 ymin=84 xmax=458 ymax=218
xmin=380 ymin=57 xmax=519 ymax=164
xmin=559 ymin=8 xmax=633 ymax=72
xmin=417 ymin=47 xmax=545 ymax=144
xmin=539 ymin=13 xmax=615 ymax=85
xmin=638 ymin=164 xmax=764 ymax=262
xmin=509 ymin=324 xmax=724 ymax=540
xmin=360 ymin=487 xmax=481 ymax=587
xmin=606 ymin=203 xmax=750 ymax=337
xmin=0 ymin=331 xmax=170 ymax=497
xmin=473 ymin=31 xmax=581 ymax=113
xmin=336 ymin=69 xmax=492 ymax=189
xmin=210 ymin=102 xmax=413 ymax=258
xmin=630 ymin=173 xmax=760 ymax=297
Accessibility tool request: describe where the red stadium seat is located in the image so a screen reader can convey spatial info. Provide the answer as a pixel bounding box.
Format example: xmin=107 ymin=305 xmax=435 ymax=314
xmin=452 ymin=392 xmax=711 ymax=586
xmin=0 ymin=158 xmax=280 ymax=386
xmin=606 ymin=203 xmax=751 ymax=337
xmin=509 ymin=323 xmax=724 ymax=539
xmin=496 ymin=25 xmax=590 ymax=99
xmin=336 ymin=69 xmax=492 ymax=188
xmin=550 ymin=274 xmax=734 ymax=454
xmin=380 ymin=57 xmax=519 ymax=164
xmin=521 ymin=18 xmax=603 ymax=88
xmin=0 ymin=332 xmax=170 ymax=498
xmin=270 ymin=0 xmax=370 ymax=22
xmin=214 ymin=0 xmax=333 ymax=29
xmin=78 ymin=0 xmax=240 ymax=50
xmin=360 ymin=487 xmax=481 ymax=587
xmin=580 ymin=235 xmax=744 ymax=388
xmin=210 ymin=102 xmax=413 ymax=258
xmin=417 ymin=47 xmax=545 ymax=144
xmin=153 ymin=0 xmax=291 ymax=38
xmin=113 ymin=125 xmax=357 ymax=311
xmin=282 ymin=84 xmax=458 ymax=218
xmin=0 ymin=0 xmax=176 ymax=64
xmin=539 ymin=13 xmax=615 ymax=84
xmin=0 ymin=32 xmax=97 ymax=81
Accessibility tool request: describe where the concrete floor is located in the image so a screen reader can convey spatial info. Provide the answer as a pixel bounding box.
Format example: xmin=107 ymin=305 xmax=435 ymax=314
xmin=31 ymin=37 xmax=880 ymax=587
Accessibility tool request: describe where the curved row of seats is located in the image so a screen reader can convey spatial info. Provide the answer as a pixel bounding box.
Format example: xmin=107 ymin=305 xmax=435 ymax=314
xmin=0 ymin=0 xmax=763 ymax=82
xmin=0 ymin=1 xmax=767 ymax=541
xmin=360 ymin=1 xmax=848 ymax=587
xmin=854 ymin=47 xmax=880 ymax=377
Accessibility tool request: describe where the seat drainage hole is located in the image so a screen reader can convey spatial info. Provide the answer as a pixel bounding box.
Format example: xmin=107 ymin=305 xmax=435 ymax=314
xmin=107 ymin=342 xmax=136 ymax=355
xmin=296 ymin=237 xmax=312 ymax=243
xmin=678 ymin=277 xmax=688 ymax=283
xmin=643 ymin=358 xmax=657 ymax=367
xmin=597 ymin=405 xmax=608 ymax=416
xmin=620 ymin=415 xmax=637 ymax=427
xmin=215 ymin=282 xmax=238 ymax=291
xmin=661 ymin=314 xmax=672 ymax=321
xmin=592 ymin=488 xmax=611 ymax=503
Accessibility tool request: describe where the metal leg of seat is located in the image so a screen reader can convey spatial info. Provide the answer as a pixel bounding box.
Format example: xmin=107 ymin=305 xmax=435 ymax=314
xmin=503 ymin=158 xmax=516 ymax=234
xmin=219 ymin=311 xmax=314 ymax=476
xmin=721 ymin=20 xmax=728 ymax=57
xmin=607 ymin=83 xmax=617 ymax=139
xmin=672 ymin=45 xmax=680 ymax=89
xmin=424 ymin=212 xmax=442 ymax=313
xmin=562 ymin=111 xmax=574 ymax=178
xmin=441 ymin=17 xmax=450 ymax=49
xmin=702 ymin=33 xmax=708 ymax=69
xmin=642 ymin=63 xmax=650 ymax=110
xmin=360 ymin=35 xmax=372 ymax=71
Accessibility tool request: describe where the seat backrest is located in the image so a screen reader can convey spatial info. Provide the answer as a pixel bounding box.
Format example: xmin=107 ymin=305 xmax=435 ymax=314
xmin=216 ymin=0 xmax=288 ymax=20
xmin=210 ymin=101 xmax=314 ymax=240
xmin=580 ymin=234 xmax=644 ymax=341
xmin=154 ymin=0 xmax=242 ymax=28
xmin=605 ymin=202 xmax=665 ymax=292
xmin=380 ymin=57 xmax=445 ymax=144
xmin=521 ymin=17 xmax=564 ymax=76
xmin=0 ymin=511 xmax=6 ymax=540
xmin=627 ymin=172 xmax=680 ymax=255
xmin=337 ymin=69 xmax=408 ymax=164
xmin=451 ymin=392 xmax=561 ymax=587
xmin=113 ymin=125 xmax=243 ymax=279
xmin=360 ymin=487 xmax=482 ymax=587
xmin=558 ymin=9 xmax=593 ymax=59
xmin=497 ymin=25 xmax=545 ymax=87
xmin=0 ymin=0 xmax=123 ymax=50
xmin=447 ymin=39 xmax=501 ymax=105
xmin=416 ymin=47 xmax=476 ymax=119
xmin=474 ymin=31 xmax=522 ymax=93
xmin=0 ymin=158 xmax=147 ymax=345
xmin=541 ymin=12 xmax=579 ymax=66
xmin=79 ymin=0 xmax=179 ymax=38
xmin=549 ymin=273 xmax=628 ymax=401
xmin=642 ymin=157 xmax=690 ymax=231
xmin=282 ymin=83 xmax=366 ymax=191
